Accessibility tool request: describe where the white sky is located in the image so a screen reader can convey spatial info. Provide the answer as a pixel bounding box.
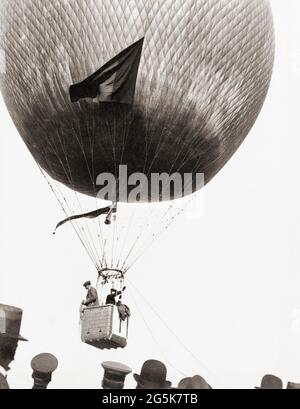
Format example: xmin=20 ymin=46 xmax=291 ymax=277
xmin=0 ymin=0 xmax=300 ymax=389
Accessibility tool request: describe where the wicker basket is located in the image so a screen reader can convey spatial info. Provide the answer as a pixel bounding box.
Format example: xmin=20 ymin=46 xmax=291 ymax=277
xmin=81 ymin=305 xmax=127 ymax=350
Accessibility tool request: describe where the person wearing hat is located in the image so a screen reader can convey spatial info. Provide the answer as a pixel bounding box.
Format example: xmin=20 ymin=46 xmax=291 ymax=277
xmin=101 ymin=361 xmax=132 ymax=389
xmin=116 ymin=300 xmax=131 ymax=321
xmin=255 ymin=374 xmax=283 ymax=389
xmin=82 ymin=281 xmax=99 ymax=307
xmin=31 ymin=353 xmax=58 ymax=389
xmin=177 ymin=375 xmax=212 ymax=389
xmin=134 ymin=360 xmax=172 ymax=389
xmin=0 ymin=304 xmax=28 ymax=389
xmin=106 ymin=287 xmax=126 ymax=306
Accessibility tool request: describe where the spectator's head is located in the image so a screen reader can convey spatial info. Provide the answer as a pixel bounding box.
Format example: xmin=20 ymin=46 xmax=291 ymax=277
xmin=287 ymin=382 xmax=300 ymax=389
xmin=83 ymin=281 xmax=91 ymax=290
xmin=178 ymin=375 xmax=211 ymax=389
xmin=134 ymin=360 xmax=171 ymax=389
xmin=101 ymin=361 xmax=132 ymax=389
xmin=255 ymin=374 xmax=283 ymax=389
xmin=0 ymin=304 xmax=27 ymax=370
xmin=31 ymin=353 xmax=58 ymax=389
xmin=0 ymin=336 xmax=18 ymax=370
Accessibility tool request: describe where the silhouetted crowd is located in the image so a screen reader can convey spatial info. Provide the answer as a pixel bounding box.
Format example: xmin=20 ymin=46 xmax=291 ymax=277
xmin=1 ymin=303 xmax=299 ymax=390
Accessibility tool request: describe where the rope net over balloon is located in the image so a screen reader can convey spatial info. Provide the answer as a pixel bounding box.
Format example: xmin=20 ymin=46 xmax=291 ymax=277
xmin=0 ymin=0 xmax=275 ymax=277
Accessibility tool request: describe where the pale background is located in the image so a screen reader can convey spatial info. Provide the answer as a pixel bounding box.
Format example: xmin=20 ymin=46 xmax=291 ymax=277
xmin=0 ymin=0 xmax=299 ymax=389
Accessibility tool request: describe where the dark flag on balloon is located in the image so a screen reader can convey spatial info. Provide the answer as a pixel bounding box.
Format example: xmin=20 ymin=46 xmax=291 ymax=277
xmin=69 ymin=38 xmax=144 ymax=104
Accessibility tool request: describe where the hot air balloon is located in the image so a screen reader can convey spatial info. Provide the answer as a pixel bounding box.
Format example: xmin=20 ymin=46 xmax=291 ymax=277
xmin=0 ymin=0 xmax=275 ymax=349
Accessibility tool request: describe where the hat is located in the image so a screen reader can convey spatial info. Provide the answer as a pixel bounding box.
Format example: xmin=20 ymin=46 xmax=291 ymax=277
xmin=255 ymin=374 xmax=283 ymax=389
xmin=178 ymin=375 xmax=211 ymax=389
xmin=31 ymin=353 xmax=58 ymax=389
xmin=102 ymin=361 xmax=132 ymax=389
xmin=287 ymin=382 xmax=300 ymax=389
xmin=0 ymin=304 xmax=27 ymax=341
xmin=31 ymin=353 xmax=58 ymax=374
xmin=83 ymin=281 xmax=91 ymax=287
xmin=134 ymin=360 xmax=172 ymax=389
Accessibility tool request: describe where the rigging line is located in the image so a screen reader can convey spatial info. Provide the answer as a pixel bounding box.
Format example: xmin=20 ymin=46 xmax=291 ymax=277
xmin=27 ymin=5 xmax=97 ymax=268
xmin=90 ymin=123 xmax=106 ymax=267
xmin=168 ymin=98 xmax=222 ymax=176
xmin=127 ymin=286 xmax=187 ymax=379
xmin=121 ymin=203 xmax=174 ymax=272
xmin=142 ymin=69 xmax=166 ymax=177
xmin=119 ymin=195 xmax=184 ymax=271
xmin=140 ymin=44 xmax=155 ymax=176
xmin=119 ymin=206 xmax=160 ymax=271
xmin=119 ymin=103 xmax=188 ymax=267
xmin=42 ymin=170 xmax=100 ymax=270
xmin=165 ymin=94 xmax=208 ymax=177
xmin=128 ymin=280 xmax=219 ymax=383
xmin=125 ymin=196 xmax=197 ymax=271
xmin=49 ymin=122 xmax=102 ymax=269
xmin=38 ymin=79 xmax=101 ymax=266
xmin=113 ymin=35 xmax=157 ymax=266
xmin=85 ymin=100 xmax=96 ymax=186
xmin=95 ymin=106 xmax=118 ymax=268
xmin=173 ymin=145 xmax=208 ymax=205
xmin=118 ymin=0 xmax=132 ymax=165
xmin=142 ymin=92 xmax=151 ymax=175
xmin=167 ymin=105 xmax=205 ymax=176
xmin=110 ymin=208 xmax=117 ymax=268
xmin=126 ymin=151 xmax=208 ymax=269
xmin=36 ymin=119 xmax=101 ymax=270
xmin=63 ymin=32 xmax=102 ymax=259
xmin=56 ymin=80 xmax=95 ymax=184
xmin=120 ymin=208 xmax=151 ymax=268
xmin=118 ymin=204 xmax=165 ymax=272
xmin=115 ymin=206 xmax=137 ymax=269
xmin=66 ymin=101 xmax=98 ymax=190
xmin=128 ymin=139 xmax=209 ymax=269
xmin=120 ymin=189 xmax=189 ymax=271
xmin=54 ymin=188 xmax=100 ymax=270
xmin=111 ymin=205 xmax=125 ymax=269
xmin=119 ymin=106 xmax=130 ymax=166
xmin=111 ymin=207 xmax=122 ymax=269
xmin=110 ymin=106 xmax=120 ymax=267
xmin=126 ymin=204 xmax=182 ymax=270
xmin=120 ymin=204 xmax=169 ymax=272
xmin=102 ymin=107 xmax=118 ymax=262
xmin=38 ymin=167 xmax=99 ymax=269
xmin=56 ymin=75 xmax=95 ymax=187
xmin=104 ymin=106 xmax=118 ymax=178
xmin=116 ymin=75 xmax=156 ymax=269
xmin=112 ymin=112 xmax=131 ymax=268
xmin=143 ymin=76 xmax=181 ymax=181
xmin=85 ymin=96 xmax=107 ymax=268
xmin=91 ymin=107 xmax=107 ymax=263
xmin=53 ymin=84 xmax=103 ymax=268
xmin=35 ymin=134 xmax=100 ymax=268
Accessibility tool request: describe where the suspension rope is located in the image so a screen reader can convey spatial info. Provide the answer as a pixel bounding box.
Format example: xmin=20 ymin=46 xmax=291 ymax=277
xmin=128 ymin=286 xmax=187 ymax=379
xmin=128 ymin=280 xmax=219 ymax=384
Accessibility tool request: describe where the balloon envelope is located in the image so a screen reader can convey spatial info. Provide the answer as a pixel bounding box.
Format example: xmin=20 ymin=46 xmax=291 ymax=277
xmin=0 ymin=0 xmax=275 ymax=201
